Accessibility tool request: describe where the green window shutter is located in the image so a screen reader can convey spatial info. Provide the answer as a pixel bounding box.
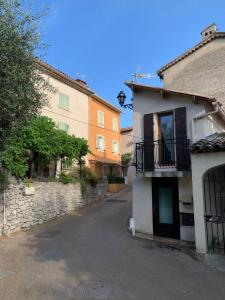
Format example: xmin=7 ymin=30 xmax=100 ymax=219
xmin=58 ymin=122 xmax=69 ymax=133
xmin=98 ymin=111 xmax=104 ymax=127
xmin=96 ymin=135 xmax=100 ymax=149
xmin=113 ymin=118 xmax=118 ymax=131
xmin=59 ymin=93 xmax=69 ymax=110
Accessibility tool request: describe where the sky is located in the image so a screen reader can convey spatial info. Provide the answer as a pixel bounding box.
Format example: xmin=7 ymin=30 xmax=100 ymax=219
xmin=29 ymin=0 xmax=225 ymax=128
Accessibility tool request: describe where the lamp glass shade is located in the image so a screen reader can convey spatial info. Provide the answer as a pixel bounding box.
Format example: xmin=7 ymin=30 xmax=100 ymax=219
xmin=117 ymin=91 xmax=126 ymax=106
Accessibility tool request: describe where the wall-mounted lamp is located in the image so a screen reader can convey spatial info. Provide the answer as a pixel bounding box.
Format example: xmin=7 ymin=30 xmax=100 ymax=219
xmin=117 ymin=91 xmax=133 ymax=110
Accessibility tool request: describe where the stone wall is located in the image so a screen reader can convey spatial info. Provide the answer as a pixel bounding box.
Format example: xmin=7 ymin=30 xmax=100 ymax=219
xmin=161 ymin=39 xmax=225 ymax=106
xmin=0 ymin=177 xmax=108 ymax=236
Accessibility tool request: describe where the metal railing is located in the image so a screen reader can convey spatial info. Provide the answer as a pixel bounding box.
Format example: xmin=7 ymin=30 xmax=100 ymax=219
xmin=135 ymin=139 xmax=191 ymax=172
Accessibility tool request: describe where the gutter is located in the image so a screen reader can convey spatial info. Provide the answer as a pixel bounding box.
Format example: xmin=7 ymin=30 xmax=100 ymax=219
xmin=192 ymin=101 xmax=225 ymax=141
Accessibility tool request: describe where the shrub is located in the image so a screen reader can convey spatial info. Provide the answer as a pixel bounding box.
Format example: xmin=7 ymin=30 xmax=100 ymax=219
xmin=81 ymin=167 xmax=99 ymax=187
xmin=58 ymin=173 xmax=76 ymax=184
xmin=107 ymin=175 xmax=125 ymax=184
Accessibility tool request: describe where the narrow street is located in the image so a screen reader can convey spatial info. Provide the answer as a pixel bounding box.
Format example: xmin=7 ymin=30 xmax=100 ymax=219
xmin=0 ymin=187 xmax=225 ymax=300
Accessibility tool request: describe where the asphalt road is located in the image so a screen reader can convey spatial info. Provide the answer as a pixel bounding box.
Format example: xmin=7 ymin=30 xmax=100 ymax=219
xmin=0 ymin=187 xmax=225 ymax=300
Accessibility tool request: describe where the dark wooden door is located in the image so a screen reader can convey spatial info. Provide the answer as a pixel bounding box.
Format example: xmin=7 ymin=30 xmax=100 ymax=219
xmin=152 ymin=177 xmax=180 ymax=239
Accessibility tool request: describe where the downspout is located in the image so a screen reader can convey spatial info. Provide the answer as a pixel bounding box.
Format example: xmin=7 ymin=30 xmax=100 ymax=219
xmin=192 ymin=101 xmax=220 ymax=142
xmin=2 ymin=169 xmax=7 ymax=235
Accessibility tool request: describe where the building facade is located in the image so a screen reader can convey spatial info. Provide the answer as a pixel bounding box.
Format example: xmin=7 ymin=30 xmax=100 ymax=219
xmin=126 ymin=80 xmax=225 ymax=253
xmin=88 ymin=94 xmax=121 ymax=177
xmin=38 ymin=60 xmax=121 ymax=177
xmin=157 ymin=24 xmax=225 ymax=106
xmin=121 ymin=127 xmax=135 ymax=184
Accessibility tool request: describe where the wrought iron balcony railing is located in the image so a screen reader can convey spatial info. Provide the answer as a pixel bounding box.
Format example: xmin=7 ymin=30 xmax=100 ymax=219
xmin=135 ymin=139 xmax=191 ymax=172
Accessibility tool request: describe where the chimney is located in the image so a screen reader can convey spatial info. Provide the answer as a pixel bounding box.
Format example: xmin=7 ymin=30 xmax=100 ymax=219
xmin=75 ymin=78 xmax=87 ymax=86
xmin=201 ymin=23 xmax=217 ymax=40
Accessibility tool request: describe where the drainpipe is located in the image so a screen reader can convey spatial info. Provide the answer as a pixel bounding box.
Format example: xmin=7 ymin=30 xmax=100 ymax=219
xmin=2 ymin=169 xmax=7 ymax=235
xmin=192 ymin=101 xmax=221 ymax=142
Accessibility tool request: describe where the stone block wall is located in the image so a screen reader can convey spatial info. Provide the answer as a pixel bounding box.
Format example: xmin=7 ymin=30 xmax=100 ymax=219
xmin=0 ymin=177 xmax=108 ymax=236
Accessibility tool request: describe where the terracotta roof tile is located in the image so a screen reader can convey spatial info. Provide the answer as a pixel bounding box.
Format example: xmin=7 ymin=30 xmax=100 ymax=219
xmin=191 ymin=133 xmax=225 ymax=153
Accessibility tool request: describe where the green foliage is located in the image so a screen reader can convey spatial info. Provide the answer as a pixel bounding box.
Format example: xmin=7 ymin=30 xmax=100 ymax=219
xmin=58 ymin=173 xmax=77 ymax=185
xmin=0 ymin=169 xmax=9 ymax=192
xmin=0 ymin=0 xmax=54 ymax=150
xmin=2 ymin=116 xmax=89 ymax=179
xmin=121 ymin=152 xmax=132 ymax=167
xmin=107 ymin=175 xmax=125 ymax=184
xmin=81 ymin=167 xmax=100 ymax=187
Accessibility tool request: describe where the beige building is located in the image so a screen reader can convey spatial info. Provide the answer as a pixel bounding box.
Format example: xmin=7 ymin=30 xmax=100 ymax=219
xmin=157 ymin=23 xmax=225 ymax=106
xmin=39 ymin=60 xmax=91 ymax=140
xmin=121 ymin=127 xmax=134 ymax=184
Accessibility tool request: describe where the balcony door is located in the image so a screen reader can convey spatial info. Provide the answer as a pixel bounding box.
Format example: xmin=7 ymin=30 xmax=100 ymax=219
xmin=152 ymin=178 xmax=180 ymax=239
xmin=158 ymin=112 xmax=175 ymax=166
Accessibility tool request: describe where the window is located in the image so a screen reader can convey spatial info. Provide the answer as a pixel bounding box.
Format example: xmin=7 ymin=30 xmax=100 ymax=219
xmin=58 ymin=122 xmax=69 ymax=133
xmin=112 ymin=140 xmax=119 ymax=154
xmin=59 ymin=93 xmax=69 ymax=110
xmin=96 ymin=135 xmax=105 ymax=151
xmin=98 ymin=110 xmax=104 ymax=128
xmin=112 ymin=118 xmax=118 ymax=132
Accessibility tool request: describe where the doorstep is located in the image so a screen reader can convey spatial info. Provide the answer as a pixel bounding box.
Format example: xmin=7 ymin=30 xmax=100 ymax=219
xmin=135 ymin=232 xmax=195 ymax=250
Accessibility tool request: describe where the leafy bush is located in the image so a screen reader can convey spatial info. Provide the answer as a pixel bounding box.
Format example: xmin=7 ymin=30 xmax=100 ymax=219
xmin=107 ymin=175 xmax=125 ymax=184
xmin=81 ymin=167 xmax=99 ymax=187
xmin=58 ymin=173 xmax=76 ymax=184
xmin=2 ymin=116 xmax=89 ymax=179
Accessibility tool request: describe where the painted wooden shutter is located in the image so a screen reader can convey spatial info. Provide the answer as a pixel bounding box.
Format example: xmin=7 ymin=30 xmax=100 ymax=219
xmin=143 ymin=113 xmax=154 ymax=171
xmin=175 ymin=107 xmax=190 ymax=171
xmin=59 ymin=93 xmax=69 ymax=110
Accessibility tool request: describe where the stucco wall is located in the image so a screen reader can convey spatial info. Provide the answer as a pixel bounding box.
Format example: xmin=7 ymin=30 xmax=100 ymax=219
xmin=88 ymin=96 xmax=121 ymax=166
xmin=191 ymin=152 xmax=225 ymax=253
xmin=133 ymin=177 xmax=153 ymax=234
xmin=162 ymin=39 xmax=225 ymax=105
xmin=0 ymin=178 xmax=108 ymax=236
xmin=133 ymin=89 xmax=205 ymax=144
xmin=42 ymin=74 xmax=89 ymax=140
xmin=121 ymin=130 xmax=133 ymax=155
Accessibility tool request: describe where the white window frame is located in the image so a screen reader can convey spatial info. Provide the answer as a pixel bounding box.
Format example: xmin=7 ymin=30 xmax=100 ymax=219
xmin=112 ymin=117 xmax=118 ymax=132
xmin=112 ymin=140 xmax=119 ymax=155
xmin=97 ymin=110 xmax=104 ymax=128
xmin=96 ymin=135 xmax=105 ymax=151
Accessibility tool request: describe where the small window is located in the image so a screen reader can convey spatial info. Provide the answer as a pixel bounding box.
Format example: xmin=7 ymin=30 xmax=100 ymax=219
xmin=112 ymin=118 xmax=118 ymax=132
xmin=58 ymin=122 xmax=69 ymax=133
xmin=96 ymin=135 xmax=105 ymax=151
xmin=112 ymin=141 xmax=119 ymax=154
xmin=59 ymin=93 xmax=69 ymax=110
xmin=98 ymin=111 xmax=104 ymax=128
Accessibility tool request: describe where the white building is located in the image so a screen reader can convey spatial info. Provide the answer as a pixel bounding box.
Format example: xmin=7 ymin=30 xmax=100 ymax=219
xmin=126 ymin=81 xmax=225 ymax=254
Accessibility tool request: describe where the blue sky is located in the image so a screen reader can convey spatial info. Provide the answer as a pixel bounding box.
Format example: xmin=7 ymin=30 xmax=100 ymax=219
xmin=31 ymin=0 xmax=225 ymax=128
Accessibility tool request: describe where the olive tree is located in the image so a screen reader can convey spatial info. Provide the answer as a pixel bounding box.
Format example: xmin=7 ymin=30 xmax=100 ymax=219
xmin=0 ymin=0 xmax=53 ymax=150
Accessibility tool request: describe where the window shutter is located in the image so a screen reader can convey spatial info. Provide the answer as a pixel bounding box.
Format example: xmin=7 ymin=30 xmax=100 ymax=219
xmin=59 ymin=93 xmax=69 ymax=110
xmin=98 ymin=111 xmax=104 ymax=127
xmin=143 ymin=113 xmax=154 ymax=171
xmin=175 ymin=107 xmax=190 ymax=171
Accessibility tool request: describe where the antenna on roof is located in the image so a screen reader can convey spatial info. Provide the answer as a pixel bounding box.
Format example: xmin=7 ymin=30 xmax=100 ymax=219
xmin=76 ymin=73 xmax=87 ymax=81
xmin=131 ymin=66 xmax=155 ymax=82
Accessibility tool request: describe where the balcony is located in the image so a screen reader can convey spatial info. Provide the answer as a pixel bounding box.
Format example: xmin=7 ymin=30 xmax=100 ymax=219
xmin=135 ymin=139 xmax=191 ymax=173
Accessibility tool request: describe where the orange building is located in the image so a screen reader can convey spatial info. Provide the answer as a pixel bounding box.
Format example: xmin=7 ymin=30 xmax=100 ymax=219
xmin=88 ymin=94 xmax=121 ymax=177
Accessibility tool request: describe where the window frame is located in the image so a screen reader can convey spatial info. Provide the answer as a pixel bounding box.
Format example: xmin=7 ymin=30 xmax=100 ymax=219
xmin=96 ymin=134 xmax=105 ymax=151
xmin=58 ymin=122 xmax=69 ymax=134
xmin=112 ymin=140 xmax=119 ymax=155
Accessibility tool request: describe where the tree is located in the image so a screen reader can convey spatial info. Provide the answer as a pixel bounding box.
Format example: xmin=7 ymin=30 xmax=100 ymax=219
xmin=2 ymin=116 xmax=89 ymax=179
xmin=0 ymin=0 xmax=53 ymax=151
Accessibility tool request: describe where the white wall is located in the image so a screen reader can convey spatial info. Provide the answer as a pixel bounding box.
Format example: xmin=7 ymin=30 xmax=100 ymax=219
xmin=133 ymin=177 xmax=153 ymax=234
xmin=133 ymin=90 xmax=205 ymax=144
xmin=42 ymin=74 xmax=89 ymax=140
xmin=191 ymin=152 xmax=225 ymax=253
